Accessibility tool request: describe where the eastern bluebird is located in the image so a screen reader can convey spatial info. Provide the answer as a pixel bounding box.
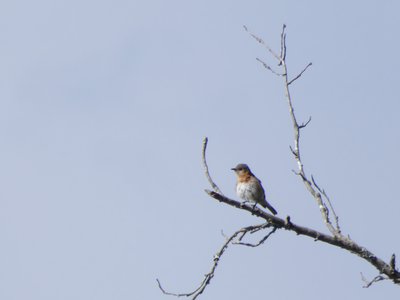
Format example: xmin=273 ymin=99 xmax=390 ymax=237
xmin=231 ymin=163 xmax=278 ymax=215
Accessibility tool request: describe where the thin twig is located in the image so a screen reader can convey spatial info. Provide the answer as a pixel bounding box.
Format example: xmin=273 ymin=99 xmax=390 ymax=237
xmin=157 ymin=279 xmax=199 ymax=298
xmin=288 ymin=62 xmax=312 ymax=85
xmin=280 ymin=24 xmax=287 ymax=64
xmin=202 ymin=137 xmax=223 ymax=195
xmin=361 ymin=273 xmax=388 ymax=288
xmin=234 ymin=222 xmax=272 ymax=243
xmin=235 ymin=227 xmax=278 ymax=247
xmin=244 ymin=25 xmax=281 ymax=62
xmin=256 ymin=58 xmax=283 ymax=76
xmin=390 ymin=254 xmax=396 ymax=273
xmin=312 ymin=175 xmax=341 ymax=234
xmin=298 ymin=116 xmax=312 ymax=129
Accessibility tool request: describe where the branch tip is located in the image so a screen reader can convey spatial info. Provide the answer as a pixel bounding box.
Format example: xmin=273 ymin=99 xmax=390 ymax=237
xmin=299 ymin=116 xmax=312 ymax=129
xmin=361 ymin=273 xmax=388 ymax=288
xmin=202 ymin=138 xmax=223 ymax=195
xmin=256 ymin=57 xmax=282 ymax=76
xmin=288 ymin=62 xmax=312 ymax=85
xmin=390 ymin=254 xmax=396 ymax=272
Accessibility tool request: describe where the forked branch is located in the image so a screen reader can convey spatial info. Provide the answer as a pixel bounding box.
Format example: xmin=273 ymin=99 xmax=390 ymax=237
xmin=252 ymin=24 xmax=340 ymax=236
xmin=157 ymin=221 xmax=278 ymax=299
xmin=205 ymin=187 xmax=400 ymax=285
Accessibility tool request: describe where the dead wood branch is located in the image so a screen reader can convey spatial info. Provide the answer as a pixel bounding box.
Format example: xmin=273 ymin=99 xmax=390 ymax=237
xmin=206 ymin=189 xmax=400 ymax=284
xmin=157 ymin=222 xmax=278 ymax=299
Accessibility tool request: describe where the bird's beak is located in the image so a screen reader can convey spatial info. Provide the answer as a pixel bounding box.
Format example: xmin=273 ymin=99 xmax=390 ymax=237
xmin=231 ymin=168 xmax=236 ymax=171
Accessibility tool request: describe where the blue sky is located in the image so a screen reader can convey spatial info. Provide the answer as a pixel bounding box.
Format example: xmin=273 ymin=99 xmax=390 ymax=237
xmin=0 ymin=1 xmax=399 ymax=299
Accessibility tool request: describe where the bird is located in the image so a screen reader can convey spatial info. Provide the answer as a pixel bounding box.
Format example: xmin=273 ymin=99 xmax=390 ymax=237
xmin=231 ymin=163 xmax=277 ymax=215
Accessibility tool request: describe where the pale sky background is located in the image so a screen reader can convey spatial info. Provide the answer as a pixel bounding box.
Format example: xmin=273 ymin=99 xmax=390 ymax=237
xmin=0 ymin=1 xmax=399 ymax=299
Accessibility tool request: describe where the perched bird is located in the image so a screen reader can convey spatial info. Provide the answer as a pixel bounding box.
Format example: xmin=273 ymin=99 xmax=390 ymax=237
xmin=231 ymin=163 xmax=277 ymax=215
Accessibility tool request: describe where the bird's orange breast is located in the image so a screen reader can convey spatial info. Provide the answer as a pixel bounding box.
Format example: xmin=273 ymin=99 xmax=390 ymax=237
xmin=237 ymin=173 xmax=252 ymax=183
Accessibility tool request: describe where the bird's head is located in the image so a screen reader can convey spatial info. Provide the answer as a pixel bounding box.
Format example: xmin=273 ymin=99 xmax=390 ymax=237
xmin=231 ymin=163 xmax=251 ymax=176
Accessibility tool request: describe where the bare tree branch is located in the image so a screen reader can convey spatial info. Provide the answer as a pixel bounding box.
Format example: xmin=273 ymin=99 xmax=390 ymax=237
xmin=157 ymin=279 xmax=198 ymax=298
xmin=244 ymin=25 xmax=281 ymax=62
xmin=288 ymin=62 xmax=312 ymax=85
xmin=234 ymin=226 xmax=278 ymax=247
xmin=202 ymin=137 xmax=223 ymax=195
xmin=256 ymin=57 xmax=282 ymax=76
xmin=361 ymin=273 xmax=389 ymax=288
xmin=311 ymin=175 xmax=341 ymax=233
xmin=277 ymin=27 xmax=341 ymax=236
xmin=280 ymin=24 xmax=287 ymax=64
xmin=298 ymin=116 xmax=312 ymax=129
xmin=206 ymin=190 xmax=400 ymax=285
xmin=157 ymin=223 xmax=277 ymax=299
xmin=390 ymin=254 xmax=396 ymax=273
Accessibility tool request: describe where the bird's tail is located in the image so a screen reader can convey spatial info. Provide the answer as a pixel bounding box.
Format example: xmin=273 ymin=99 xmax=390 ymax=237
xmin=261 ymin=201 xmax=278 ymax=215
